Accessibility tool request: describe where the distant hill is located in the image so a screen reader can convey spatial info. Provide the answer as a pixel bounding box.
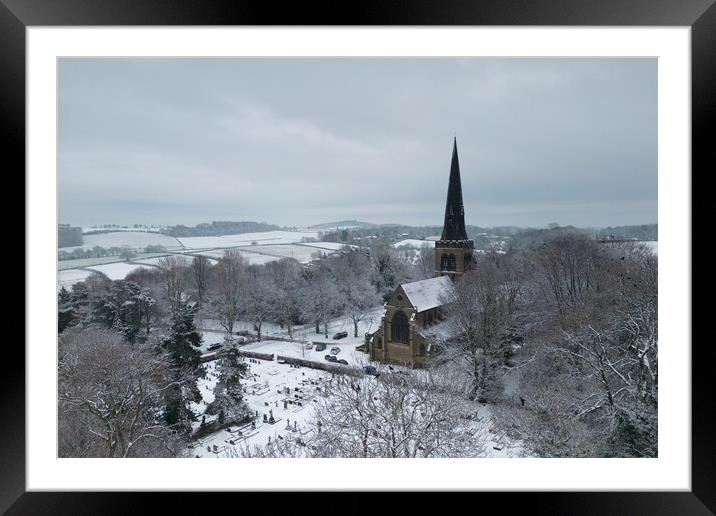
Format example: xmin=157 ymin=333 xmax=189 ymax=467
xmin=307 ymin=220 xmax=377 ymax=230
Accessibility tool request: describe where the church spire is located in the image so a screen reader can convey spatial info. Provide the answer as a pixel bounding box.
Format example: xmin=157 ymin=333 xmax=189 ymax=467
xmin=440 ymin=137 xmax=468 ymax=241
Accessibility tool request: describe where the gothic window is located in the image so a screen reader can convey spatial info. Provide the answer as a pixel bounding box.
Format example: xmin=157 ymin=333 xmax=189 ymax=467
xmin=440 ymin=253 xmax=457 ymax=271
xmin=391 ymin=311 xmax=410 ymax=344
xmin=440 ymin=254 xmax=449 ymax=270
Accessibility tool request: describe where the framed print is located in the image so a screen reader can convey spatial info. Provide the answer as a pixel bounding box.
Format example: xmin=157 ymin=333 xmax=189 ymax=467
xmin=5 ymin=0 xmax=712 ymax=513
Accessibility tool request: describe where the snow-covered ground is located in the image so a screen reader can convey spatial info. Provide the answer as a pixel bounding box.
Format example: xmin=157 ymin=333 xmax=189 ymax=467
xmin=643 ymin=241 xmax=658 ymax=255
xmin=62 ymin=231 xmax=182 ymax=251
xmin=197 ymin=309 xmax=383 ymax=349
xmin=238 ymin=244 xmax=323 ymax=263
xmin=81 ymin=226 xmax=165 ymax=233
xmin=393 ymin=239 xmax=434 ymax=249
xmin=177 ymin=230 xmax=320 ymax=250
xmin=195 ymin=249 xmax=283 ymax=265
xmin=298 ymin=242 xmax=356 ymax=251
xmin=85 ymin=262 xmax=154 ymax=280
xmin=187 ymin=353 xmax=525 ymax=458
xmin=58 ymin=269 xmax=96 ymax=290
xmin=242 ymin=339 xmax=370 ymax=368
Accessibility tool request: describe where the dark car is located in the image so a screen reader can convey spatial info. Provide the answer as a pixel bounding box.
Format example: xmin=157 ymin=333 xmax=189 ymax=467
xmin=324 ymin=354 xmax=338 ymax=363
xmin=337 ymin=359 xmax=349 ymax=365
xmin=363 ymin=365 xmax=378 ymax=376
xmin=314 ymin=343 xmax=327 ymax=352
xmin=207 ymin=343 xmax=223 ymax=352
xmin=333 ymin=331 xmax=348 ymax=340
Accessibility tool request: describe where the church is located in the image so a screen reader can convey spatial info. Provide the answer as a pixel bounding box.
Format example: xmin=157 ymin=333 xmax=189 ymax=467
xmin=366 ymin=138 xmax=474 ymax=367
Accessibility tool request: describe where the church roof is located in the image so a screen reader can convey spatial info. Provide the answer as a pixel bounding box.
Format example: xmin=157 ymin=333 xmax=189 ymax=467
xmin=440 ymin=137 xmax=469 ymax=241
xmin=400 ymin=275 xmax=454 ymax=313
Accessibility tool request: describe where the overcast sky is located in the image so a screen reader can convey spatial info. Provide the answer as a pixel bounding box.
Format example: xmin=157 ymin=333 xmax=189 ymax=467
xmin=58 ymin=58 xmax=656 ymax=229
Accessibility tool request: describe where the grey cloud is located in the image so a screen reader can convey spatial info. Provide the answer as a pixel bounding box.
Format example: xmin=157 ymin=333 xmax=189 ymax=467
xmin=58 ymin=57 xmax=656 ymax=228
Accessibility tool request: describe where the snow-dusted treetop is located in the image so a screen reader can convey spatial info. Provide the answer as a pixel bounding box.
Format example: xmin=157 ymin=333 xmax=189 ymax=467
xmin=400 ymin=275 xmax=454 ymax=313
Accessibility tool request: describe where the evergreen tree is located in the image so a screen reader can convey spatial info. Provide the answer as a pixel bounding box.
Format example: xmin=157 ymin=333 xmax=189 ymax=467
xmin=206 ymin=338 xmax=249 ymax=425
xmin=160 ymin=295 xmax=203 ymax=430
xmin=58 ymin=287 xmax=75 ymax=333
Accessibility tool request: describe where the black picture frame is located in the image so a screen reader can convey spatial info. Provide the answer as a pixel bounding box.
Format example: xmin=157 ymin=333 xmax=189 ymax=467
xmin=4 ymin=0 xmax=711 ymax=513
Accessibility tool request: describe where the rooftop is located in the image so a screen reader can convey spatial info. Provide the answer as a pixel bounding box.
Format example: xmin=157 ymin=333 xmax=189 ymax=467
xmin=400 ymin=275 xmax=454 ymax=313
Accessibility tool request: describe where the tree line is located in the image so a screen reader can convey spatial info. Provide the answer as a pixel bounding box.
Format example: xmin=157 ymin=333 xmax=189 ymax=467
xmin=57 ymin=241 xmax=432 ymax=457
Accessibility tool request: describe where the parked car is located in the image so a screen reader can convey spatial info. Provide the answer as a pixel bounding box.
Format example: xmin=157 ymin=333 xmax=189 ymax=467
xmin=363 ymin=365 xmax=378 ymax=376
xmin=337 ymin=359 xmax=349 ymax=365
xmin=330 ymin=347 xmax=341 ymax=355
xmin=315 ymin=343 xmax=327 ymax=352
xmin=207 ymin=343 xmax=223 ymax=352
xmin=333 ymin=331 xmax=348 ymax=340
xmin=324 ymin=354 xmax=338 ymax=362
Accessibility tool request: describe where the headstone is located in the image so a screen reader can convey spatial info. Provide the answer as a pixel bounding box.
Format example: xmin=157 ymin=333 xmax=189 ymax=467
xmin=263 ymin=414 xmax=268 ymax=423
xmin=284 ymin=400 xmax=288 ymax=410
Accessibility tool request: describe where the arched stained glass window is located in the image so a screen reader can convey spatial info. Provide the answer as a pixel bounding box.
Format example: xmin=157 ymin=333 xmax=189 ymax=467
xmin=391 ymin=311 xmax=409 ymax=344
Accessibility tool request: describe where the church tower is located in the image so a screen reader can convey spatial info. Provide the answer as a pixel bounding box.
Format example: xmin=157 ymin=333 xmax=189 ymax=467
xmin=435 ymin=137 xmax=474 ymax=277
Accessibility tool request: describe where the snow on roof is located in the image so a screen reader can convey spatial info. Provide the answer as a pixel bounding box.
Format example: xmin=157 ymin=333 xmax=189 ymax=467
xmin=416 ymin=319 xmax=457 ymax=340
xmin=400 ymin=275 xmax=454 ymax=313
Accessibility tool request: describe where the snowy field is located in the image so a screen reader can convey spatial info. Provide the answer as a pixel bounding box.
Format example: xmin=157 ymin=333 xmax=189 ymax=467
xmin=58 ymin=256 xmax=128 ymax=271
xmin=177 ymin=230 xmax=320 ymax=250
xmin=237 ymin=244 xmax=323 ymax=263
xmin=195 ymin=249 xmax=283 ymax=266
xmin=81 ymin=226 xmax=165 ymax=233
xmin=195 ymin=243 xmax=345 ymax=265
xmin=58 ymin=269 xmax=96 ymax=290
xmin=86 ymin=262 xmax=154 ymax=280
xmin=298 ymin=242 xmax=356 ymax=251
xmin=62 ymin=231 xmax=182 ymax=251
xmin=393 ymin=239 xmax=434 ymax=249
xmin=644 ymin=241 xmax=658 ymax=254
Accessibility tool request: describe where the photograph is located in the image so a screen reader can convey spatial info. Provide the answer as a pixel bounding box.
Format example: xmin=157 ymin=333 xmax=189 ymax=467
xmin=56 ymin=56 xmax=659 ymax=460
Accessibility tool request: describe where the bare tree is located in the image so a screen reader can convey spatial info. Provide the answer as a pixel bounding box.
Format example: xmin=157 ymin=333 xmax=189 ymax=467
xmin=58 ymin=328 xmax=188 ymax=457
xmin=301 ymin=263 xmax=340 ymax=337
xmin=212 ymin=250 xmax=246 ymax=336
xmin=264 ymin=259 xmax=303 ymax=338
xmin=231 ymin=373 xmax=488 ymax=458
xmin=158 ymin=255 xmax=189 ymax=315
xmin=331 ymin=249 xmax=382 ymax=337
xmin=191 ymin=255 xmax=211 ymax=308
xmin=434 ymin=253 xmax=523 ymax=402
xmin=242 ymin=265 xmax=274 ymax=341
